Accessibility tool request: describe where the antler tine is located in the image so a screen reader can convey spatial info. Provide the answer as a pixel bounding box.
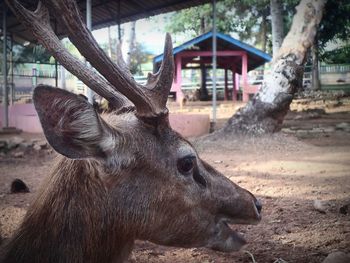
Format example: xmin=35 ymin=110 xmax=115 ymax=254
xmin=6 ymin=0 xmax=130 ymax=109
xmin=43 ymin=0 xmax=174 ymax=120
xmin=43 ymin=0 xmax=154 ymax=116
xmin=115 ymin=42 xmax=133 ymax=79
xmin=145 ymin=33 xmax=174 ymax=113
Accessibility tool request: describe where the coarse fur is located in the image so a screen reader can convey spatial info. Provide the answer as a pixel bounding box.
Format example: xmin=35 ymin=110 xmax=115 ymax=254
xmin=3 ymin=1 xmax=261 ymax=261
xmin=1 ymin=87 xmax=262 ymax=263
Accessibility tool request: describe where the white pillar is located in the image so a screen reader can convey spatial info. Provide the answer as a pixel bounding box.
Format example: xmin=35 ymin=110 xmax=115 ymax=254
xmin=3 ymin=5 xmax=8 ymax=127
xmin=86 ymin=0 xmax=94 ymax=104
xmin=211 ymin=0 xmax=217 ymax=125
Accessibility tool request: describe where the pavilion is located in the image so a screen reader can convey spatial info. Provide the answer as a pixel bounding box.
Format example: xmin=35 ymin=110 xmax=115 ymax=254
xmin=153 ymin=31 xmax=271 ymax=102
xmin=0 ymin=0 xmax=212 ymax=130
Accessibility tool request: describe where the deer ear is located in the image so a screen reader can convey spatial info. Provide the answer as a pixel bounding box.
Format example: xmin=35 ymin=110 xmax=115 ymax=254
xmin=34 ymin=85 xmax=113 ymax=159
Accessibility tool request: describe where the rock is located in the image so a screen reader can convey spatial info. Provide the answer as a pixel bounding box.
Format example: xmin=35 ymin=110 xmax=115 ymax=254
xmin=36 ymin=140 xmax=48 ymax=148
xmin=8 ymin=136 xmax=25 ymax=149
xmin=10 ymin=136 xmax=25 ymax=145
xmin=19 ymin=142 xmax=32 ymax=149
xmin=339 ymin=204 xmax=349 ymax=215
xmin=281 ymin=128 xmax=295 ymax=134
xmin=214 ymin=160 xmax=223 ymax=164
xmin=313 ymin=200 xmax=327 ymax=214
xmin=30 ymin=138 xmax=39 ymax=144
xmin=296 ymin=130 xmax=309 ymax=139
xmin=0 ymin=140 xmax=8 ymax=149
xmin=322 ymin=126 xmax=336 ymax=133
xmin=309 ymin=127 xmax=323 ymax=134
xmin=336 ymin=122 xmax=350 ymax=130
xmin=12 ymin=151 xmax=24 ymax=158
xmin=322 ymin=251 xmax=350 ymax=263
xmin=33 ymin=144 xmax=41 ymax=151
xmin=11 ymin=179 xmax=30 ymax=193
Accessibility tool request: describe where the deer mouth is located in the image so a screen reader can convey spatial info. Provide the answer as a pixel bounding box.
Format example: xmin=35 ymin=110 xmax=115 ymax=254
xmin=206 ymin=218 xmax=247 ymax=252
xmin=221 ymin=213 xmax=262 ymax=226
xmin=206 ymin=213 xmax=261 ymax=253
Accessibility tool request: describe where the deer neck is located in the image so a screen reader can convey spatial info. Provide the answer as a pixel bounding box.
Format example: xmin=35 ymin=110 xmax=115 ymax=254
xmin=2 ymin=157 xmax=134 ymax=263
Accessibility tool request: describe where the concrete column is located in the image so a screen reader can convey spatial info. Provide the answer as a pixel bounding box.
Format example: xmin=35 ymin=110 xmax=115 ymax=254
xmin=2 ymin=5 xmax=8 ymax=127
xmin=60 ymin=65 xmax=66 ymax=90
xmin=242 ymin=53 xmax=248 ymax=85
xmin=242 ymin=53 xmax=249 ymax=102
xmin=224 ymin=68 xmax=228 ymax=101
xmin=235 ymin=73 xmax=239 ymax=101
xmin=10 ymin=34 xmax=14 ymax=105
xmin=211 ymin=0 xmax=217 ymax=125
xmin=231 ymin=68 xmax=237 ymax=101
xmin=175 ymin=55 xmax=184 ymax=103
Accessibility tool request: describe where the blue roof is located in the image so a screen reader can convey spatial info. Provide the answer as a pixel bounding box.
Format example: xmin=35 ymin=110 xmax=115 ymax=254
xmin=154 ymin=31 xmax=271 ymax=71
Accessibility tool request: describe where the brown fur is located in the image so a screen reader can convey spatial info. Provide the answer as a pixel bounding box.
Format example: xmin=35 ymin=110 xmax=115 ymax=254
xmin=1 ymin=87 xmax=261 ymax=263
xmin=3 ymin=1 xmax=261 ymax=260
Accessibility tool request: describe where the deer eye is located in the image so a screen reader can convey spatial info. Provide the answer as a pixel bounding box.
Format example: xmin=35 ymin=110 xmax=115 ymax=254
xmin=177 ymin=156 xmax=195 ymax=175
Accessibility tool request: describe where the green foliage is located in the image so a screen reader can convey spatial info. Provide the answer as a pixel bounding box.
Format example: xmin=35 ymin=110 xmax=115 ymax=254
xmin=318 ymin=0 xmax=350 ymax=63
xmin=165 ymin=0 xmax=299 ymax=54
xmin=127 ymin=42 xmax=152 ymax=75
xmin=1 ymin=40 xmax=52 ymax=73
xmin=318 ymin=0 xmax=350 ymax=48
xmin=12 ymin=44 xmax=52 ymax=63
xmin=165 ymin=1 xmax=236 ymax=37
xmin=319 ymin=44 xmax=350 ymax=64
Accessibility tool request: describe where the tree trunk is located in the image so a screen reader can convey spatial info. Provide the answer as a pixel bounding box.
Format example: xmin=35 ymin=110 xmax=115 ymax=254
xmin=311 ymin=35 xmax=321 ymax=90
xmin=126 ymin=21 xmax=136 ymax=67
xmin=260 ymin=14 xmax=268 ymax=76
xmin=199 ymin=65 xmax=209 ymax=100
xmin=218 ymin=0 xmax=327 ymax=135
xmin=270 ymin=0 xmax=284 ymax=57
xmin=200 ymin=17 xmax=206 ymax=34
xmin=261 ymin=14 xmax=267 ymax=53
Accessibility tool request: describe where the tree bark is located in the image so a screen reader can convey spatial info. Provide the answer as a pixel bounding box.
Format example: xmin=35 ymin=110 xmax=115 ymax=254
xmin=199 ymin=65 xmax=209 ymax=100
xmin=311 ymin=35 xmax=321 ymax=90
xmin=218 ymin=0 xmax=327 ymax=135
xmin=200 ymin=17 xmax=206 ymax=34
xmin=270 ymin=0 xmax=284 ymax=57
xmin=261 ymin=14 xmax=268 ymax=53
xmin=126 ymin=21 xmax=136 ymax=67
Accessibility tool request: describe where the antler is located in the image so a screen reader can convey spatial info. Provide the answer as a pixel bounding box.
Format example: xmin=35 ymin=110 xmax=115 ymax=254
xmin=7 ymin=0 xmax=174 ymax=120
xmin=44 ymin=0 xmax=174 ymax=119
xmin=6 ymin=0 xmax=130 ymax=108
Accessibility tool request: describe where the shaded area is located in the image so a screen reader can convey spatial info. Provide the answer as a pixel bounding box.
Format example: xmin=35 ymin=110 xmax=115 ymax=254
xmin=1 ymin=116 xmax=350 ymax=262
xmin=1 ymin=0 xmax=212 ymax=45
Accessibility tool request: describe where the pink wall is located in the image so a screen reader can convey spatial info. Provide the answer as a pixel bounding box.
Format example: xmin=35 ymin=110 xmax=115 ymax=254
xmin=0 ymin=104 xmax=42 ymax=133
xmin=169 ymin=114 xmax=210 ymax=137
xmin=243 ymin=85 xmax=260 ymax=102
xmin=1 ymin=104 xmax=210 ymax=137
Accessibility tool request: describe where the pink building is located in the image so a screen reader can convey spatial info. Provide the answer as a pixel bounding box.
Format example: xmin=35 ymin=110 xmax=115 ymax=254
xmin=153 ymin=32 xmax=271 ymax=102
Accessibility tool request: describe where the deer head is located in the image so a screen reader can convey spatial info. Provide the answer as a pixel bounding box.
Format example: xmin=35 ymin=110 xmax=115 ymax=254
xmin=4 ymin=0 xmax=262 ymax=262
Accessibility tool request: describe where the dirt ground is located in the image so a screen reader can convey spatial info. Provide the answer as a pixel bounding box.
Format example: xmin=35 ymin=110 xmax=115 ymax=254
xmin=0 ymin=106 xmax=350 ymax=262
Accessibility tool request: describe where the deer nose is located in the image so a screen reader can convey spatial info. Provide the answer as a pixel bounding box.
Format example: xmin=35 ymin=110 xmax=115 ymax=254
xmin=255 ymin=199 xmax=262 ymax=214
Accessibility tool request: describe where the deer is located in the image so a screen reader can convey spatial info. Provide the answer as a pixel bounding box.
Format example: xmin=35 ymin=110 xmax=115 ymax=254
xmin=1 ymin=1 xmax=262 ymax=262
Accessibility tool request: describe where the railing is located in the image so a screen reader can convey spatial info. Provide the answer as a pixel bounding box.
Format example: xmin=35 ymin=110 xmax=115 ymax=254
xmin=320 ymin=64 xmax=350 ymax=74
xmin=5 ymin=63 xmax=350 ymax=99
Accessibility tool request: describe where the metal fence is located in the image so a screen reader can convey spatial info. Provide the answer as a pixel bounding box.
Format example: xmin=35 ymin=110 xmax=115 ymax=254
xmin=2 ymin=62 xmax=349 ymax=104
xmin=320 ymin=64 xmax=350 ymax=74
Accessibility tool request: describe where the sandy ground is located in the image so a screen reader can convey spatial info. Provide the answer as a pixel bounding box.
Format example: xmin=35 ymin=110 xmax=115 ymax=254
xmin=0 ymin=109 xmax=350 ymax=263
